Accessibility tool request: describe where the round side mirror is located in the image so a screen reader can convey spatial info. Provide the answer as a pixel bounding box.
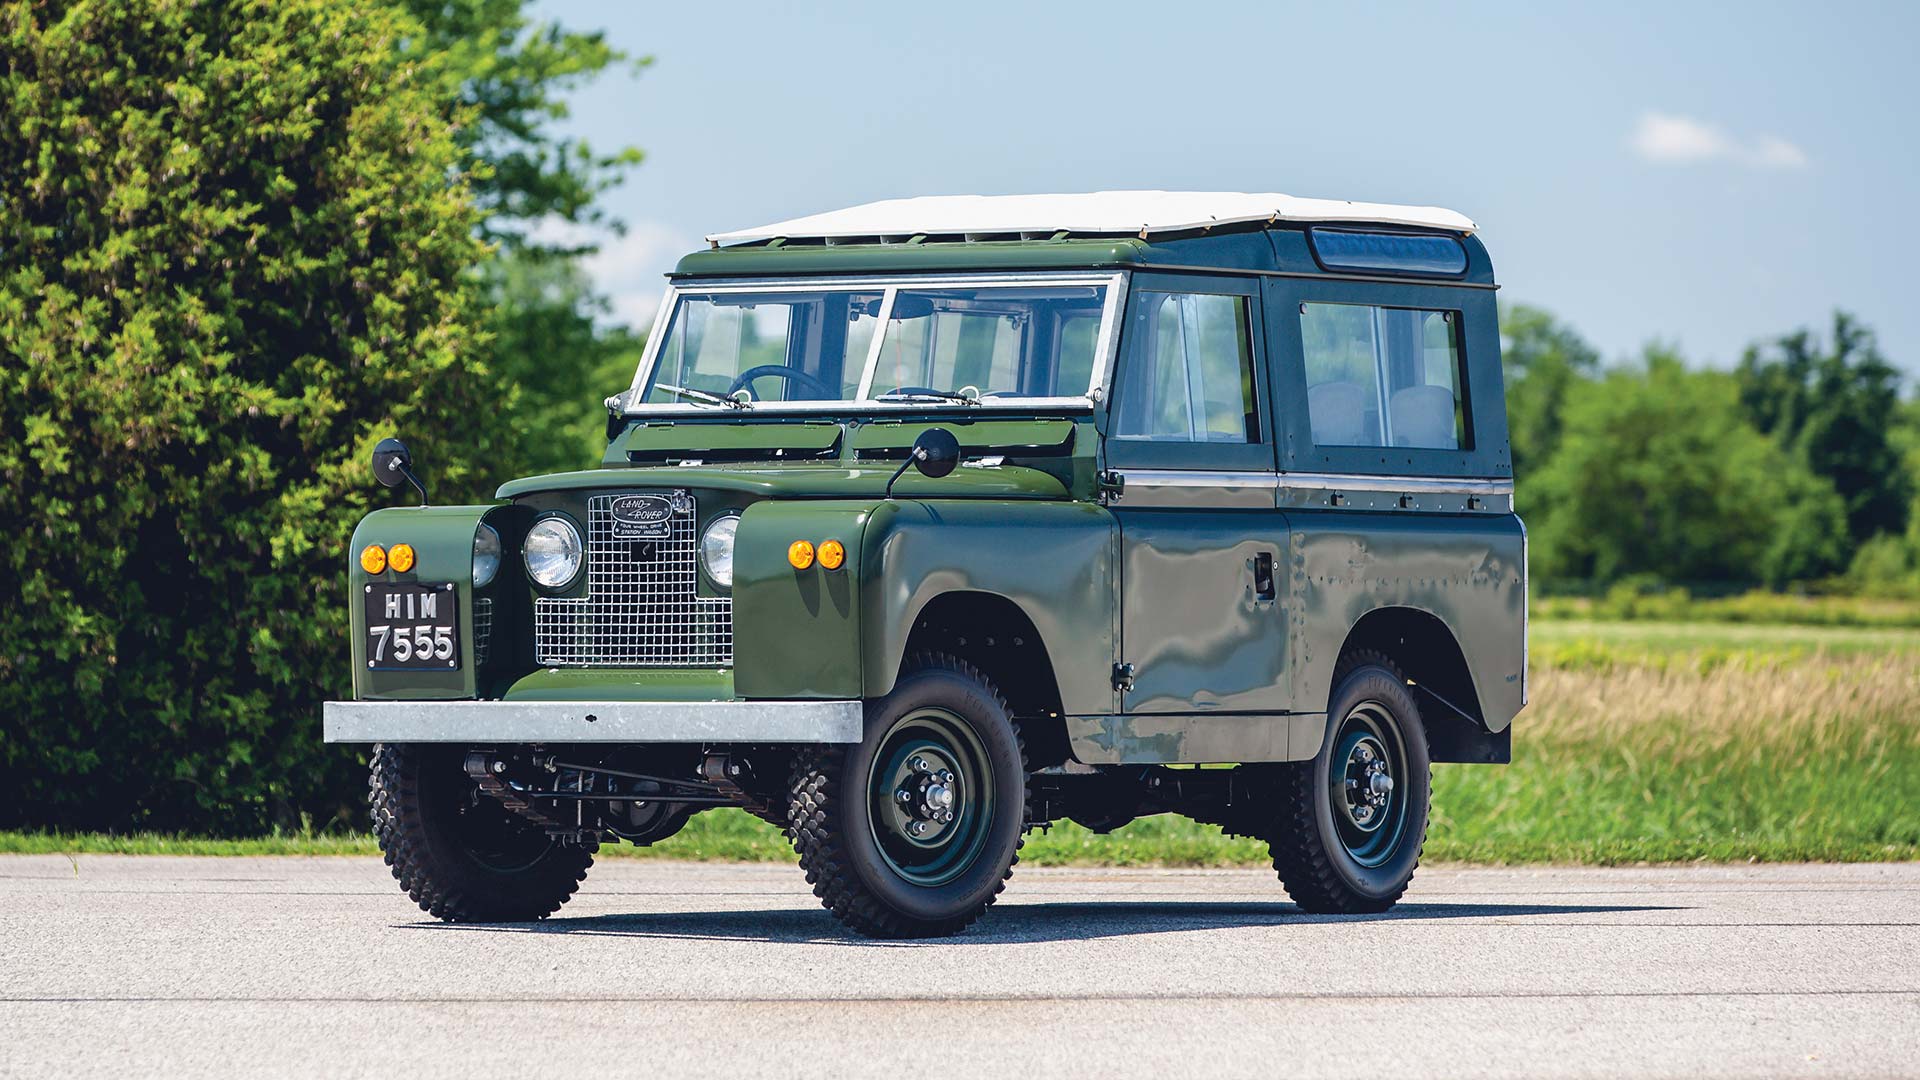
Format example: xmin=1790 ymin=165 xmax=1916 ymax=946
xmin=910 ymin=428 xmax=961 ymax=479
xmin=371 ymin=438 xmax=413 ymax=489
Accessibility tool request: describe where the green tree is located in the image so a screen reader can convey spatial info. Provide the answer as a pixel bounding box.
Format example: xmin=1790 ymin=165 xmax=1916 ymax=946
xmin=404 ymin=0 xmax=649 ymax=477
xmin=1527 ymin=350 xmax=1848 ymax=586
xmin=0 ymin=0 xmax=499 ymax=830
xmin=402 ymin=0 xmax=643 ymax=248
xmin=1736 ymin=312 xmax=1909 ymax=547
xmin=1500 ymin=304 xmax=1600 ymax=477
xmin=485 ymin=254 xmax=645 ymax=462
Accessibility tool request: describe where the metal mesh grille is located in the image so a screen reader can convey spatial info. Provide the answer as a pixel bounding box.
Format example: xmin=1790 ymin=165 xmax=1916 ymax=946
xmin=472 ymin=596 xmax=493 ymax=666
xmin=533 ymin=493 xmax=733 ymax=667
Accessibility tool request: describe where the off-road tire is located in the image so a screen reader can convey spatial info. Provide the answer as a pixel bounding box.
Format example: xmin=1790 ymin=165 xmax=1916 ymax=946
xmin=370 ymin=743 xmax=595 ymax=922
xmin=787 ymin=653 xmax=1029 ymax=938
xmin=1267 ymin=650 xmax=1431 ymax=914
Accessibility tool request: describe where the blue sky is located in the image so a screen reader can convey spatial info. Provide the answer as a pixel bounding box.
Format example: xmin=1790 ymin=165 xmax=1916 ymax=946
xmin=532 ymin=0 xmax=1920 ymax=372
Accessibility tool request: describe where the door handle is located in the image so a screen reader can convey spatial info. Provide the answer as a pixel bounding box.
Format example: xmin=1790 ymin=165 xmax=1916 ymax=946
xmin=1252 ymin=552 xmax=1276 ymax=601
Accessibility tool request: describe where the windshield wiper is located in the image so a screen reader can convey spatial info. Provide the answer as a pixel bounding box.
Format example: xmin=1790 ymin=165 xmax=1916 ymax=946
xmin=876 ymin=388 xmax=979 ymax=406
xmin=656 ymin=383 xmax=750 ymax=410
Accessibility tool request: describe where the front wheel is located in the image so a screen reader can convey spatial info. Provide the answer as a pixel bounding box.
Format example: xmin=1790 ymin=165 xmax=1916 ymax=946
xmin=370 ymin=743 xmax=595 ymax=921
xmin=787 ymin=654 xmax=1029 ymax=938
xmin=1266 ymin=651 xmax=1431 ymax=914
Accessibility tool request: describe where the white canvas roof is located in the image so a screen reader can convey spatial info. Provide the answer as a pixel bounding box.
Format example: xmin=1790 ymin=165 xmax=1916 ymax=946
xmin=706 ymin=191 xmax=1476 ymax=246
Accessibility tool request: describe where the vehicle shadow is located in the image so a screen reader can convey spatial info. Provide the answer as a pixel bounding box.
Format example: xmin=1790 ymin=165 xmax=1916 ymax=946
xmin=400 ymin=900 xmax=1679 ymax=947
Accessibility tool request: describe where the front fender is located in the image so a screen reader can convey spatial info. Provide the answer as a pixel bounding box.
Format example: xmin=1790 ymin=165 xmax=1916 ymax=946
xmin=858 ymin=499 xmax=1116 ymax=710
xmin=348 ymin=503 xmax=509 ymax=700
xmin=732 ymin=500 xmax=878 ymax=699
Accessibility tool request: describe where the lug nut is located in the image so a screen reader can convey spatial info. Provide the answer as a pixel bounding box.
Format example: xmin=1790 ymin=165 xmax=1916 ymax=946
xmin=907 ymin=821 xmax=928 ymax=837
xmin=896 ymin=789 xmax=913 ymax=804
xmin=937 ymin=769 xmax=953 ymax=783
xmin=910 ymin=756 xmax=929 ymax=774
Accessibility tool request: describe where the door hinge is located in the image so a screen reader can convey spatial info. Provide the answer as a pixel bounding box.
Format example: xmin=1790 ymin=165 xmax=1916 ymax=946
xmin=1097 ymin=469 xmax=1125 ymax=505
xmin=1111 ymin=662 xmax=1136 ymax=693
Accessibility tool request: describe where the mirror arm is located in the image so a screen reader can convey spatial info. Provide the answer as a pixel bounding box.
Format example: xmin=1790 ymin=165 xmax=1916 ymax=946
xmin=884 ymin=448 xmax=928 ymax=500
xmin=389 ymin=460 xmax=429 ymax=507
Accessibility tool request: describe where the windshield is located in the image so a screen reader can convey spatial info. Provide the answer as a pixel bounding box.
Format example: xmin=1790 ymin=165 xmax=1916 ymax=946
xmin=633 ymin=277 xmax=1117 ymax=409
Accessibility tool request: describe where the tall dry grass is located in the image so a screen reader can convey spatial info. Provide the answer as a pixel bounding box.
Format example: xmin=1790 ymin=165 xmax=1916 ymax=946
xmin=1431 ymin=647 xmax=1920 ymax=862
xmin=1524 ymin=652 xmax=1920 ymax=755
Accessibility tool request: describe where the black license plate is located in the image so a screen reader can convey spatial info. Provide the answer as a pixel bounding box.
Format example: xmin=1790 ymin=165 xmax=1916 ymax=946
xmin=364 ymin=582 xmax=460 ymax=671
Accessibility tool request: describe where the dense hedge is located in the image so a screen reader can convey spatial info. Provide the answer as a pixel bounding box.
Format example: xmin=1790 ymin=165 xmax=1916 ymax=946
xmin=0 ymin=0 xmax=513 ymax=831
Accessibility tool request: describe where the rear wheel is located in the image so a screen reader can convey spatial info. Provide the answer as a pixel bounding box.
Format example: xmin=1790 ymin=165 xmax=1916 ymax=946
xmin=787 ymin=654 xmax=1029 ymax=938
xmin=1266 ymin=651 xmax=1431 ymax=913
xmin=369 ymin=743 xmax=595 ymax=921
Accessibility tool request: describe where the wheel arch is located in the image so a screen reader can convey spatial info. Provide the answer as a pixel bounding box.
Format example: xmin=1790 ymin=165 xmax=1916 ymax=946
xmin=1329 ymin=605 xmax=1509 ymax=764
xmin=888 ymin=590 xmax=1073 ymax=770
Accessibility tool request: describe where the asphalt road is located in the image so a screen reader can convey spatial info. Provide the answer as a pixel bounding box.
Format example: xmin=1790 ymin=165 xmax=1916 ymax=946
xmin=2 ymin=855 xmax=1915 ymax=1079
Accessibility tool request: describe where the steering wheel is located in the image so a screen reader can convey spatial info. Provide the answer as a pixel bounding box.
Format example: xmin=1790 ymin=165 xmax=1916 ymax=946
xmin=726 ymin=365 xmax=838 ymax=401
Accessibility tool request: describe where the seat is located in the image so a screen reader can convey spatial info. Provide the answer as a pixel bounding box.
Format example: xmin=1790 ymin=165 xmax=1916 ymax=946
xmin=1308 ymin=381 xmax=1372 ymax=446
xmin=1389 ymin=384 xmax=1458 ymax=448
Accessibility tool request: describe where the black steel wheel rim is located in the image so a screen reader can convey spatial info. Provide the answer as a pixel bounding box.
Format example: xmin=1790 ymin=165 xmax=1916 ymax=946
xmin=866 ymin=707 xmax=996 ymax=887
xmin=1329 ymin=701 xmax=1408 ymax=868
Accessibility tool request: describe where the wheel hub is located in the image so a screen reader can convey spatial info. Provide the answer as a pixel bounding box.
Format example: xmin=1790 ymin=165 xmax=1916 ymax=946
xmin=895 ymin=756 xmax=963 ymax=831
xmin=1337 ymin=734 xmax=1396 ymax=831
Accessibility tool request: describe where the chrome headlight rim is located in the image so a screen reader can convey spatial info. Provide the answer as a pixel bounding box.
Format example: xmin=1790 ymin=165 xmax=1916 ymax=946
xmin=699 ymin=513 xmax=741 ymax=590
xmin=524 ymin=513 xmax=584 ymax=590
xmin=471 ymin=522 xmax=502 ymax=589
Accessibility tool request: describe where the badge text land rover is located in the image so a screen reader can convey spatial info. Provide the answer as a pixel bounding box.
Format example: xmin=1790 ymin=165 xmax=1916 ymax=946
xmin=324 ymin=192 xmax=1525 ymax=938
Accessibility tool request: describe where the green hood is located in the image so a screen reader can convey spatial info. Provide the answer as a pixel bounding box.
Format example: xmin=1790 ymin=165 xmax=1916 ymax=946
xmin=496 ymin=462 xmax=1071 ymax=501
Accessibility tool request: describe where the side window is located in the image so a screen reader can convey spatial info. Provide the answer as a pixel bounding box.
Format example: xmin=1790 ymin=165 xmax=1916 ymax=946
xmin=1300 ymin=303 xmax=1468 ymax=450
xmin=1113 ymin=293 xmax=1259 ymax=443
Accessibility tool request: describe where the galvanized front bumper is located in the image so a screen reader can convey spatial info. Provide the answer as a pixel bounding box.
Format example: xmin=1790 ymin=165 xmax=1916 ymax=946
xmin=322 ymin=699 xmax=864 ymax=744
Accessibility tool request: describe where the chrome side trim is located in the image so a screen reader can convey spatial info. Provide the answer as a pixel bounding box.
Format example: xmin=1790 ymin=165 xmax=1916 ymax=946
xmin=322 ymin=699 xmax=864 ymax=744
xmin=1278 ymin=471 xmax=1514 ymax=496
xmin=1115 ymin=469 xmax=1513 ymax=498
xmin=1112 ymin=469 xmax=1278 ymax=508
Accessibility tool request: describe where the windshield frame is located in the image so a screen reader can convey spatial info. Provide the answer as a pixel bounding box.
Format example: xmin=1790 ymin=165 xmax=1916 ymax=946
xmin=623 ymin=271 xmax=1128 ymax=416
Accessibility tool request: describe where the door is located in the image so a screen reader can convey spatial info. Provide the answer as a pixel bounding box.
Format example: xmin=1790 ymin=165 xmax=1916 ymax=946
xmin=1104 ymin=274 xmax=1290 ymax=729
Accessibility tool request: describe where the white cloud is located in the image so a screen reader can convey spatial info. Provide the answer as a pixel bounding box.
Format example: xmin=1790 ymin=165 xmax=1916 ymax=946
xmin=579 ymin=221 xmax=694 ymax=330
xmin=526 ymin=217 xmax=696 ymax=331
xmin=1749 ymin=134 xmax=1809 ymax=169
xmin=1630 ymin=112 xmax=1808 ymax=169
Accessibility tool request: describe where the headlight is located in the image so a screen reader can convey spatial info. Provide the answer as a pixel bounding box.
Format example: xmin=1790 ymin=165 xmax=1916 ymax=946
xmin=524 ymin=516 xmax=583 ymax=589
xmin=472 ymin=523 xmax=501 ymax=588
xmin=700 ymin=515 xmax=739 ymax=588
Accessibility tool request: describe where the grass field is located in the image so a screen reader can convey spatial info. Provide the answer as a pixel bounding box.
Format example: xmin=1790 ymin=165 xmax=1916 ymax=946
xmin=7 ymin=619 xmax=1918 ymax=865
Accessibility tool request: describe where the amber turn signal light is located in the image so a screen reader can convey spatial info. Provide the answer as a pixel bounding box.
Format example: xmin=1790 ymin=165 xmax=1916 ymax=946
xmin=388 ymin=543 xmax=416 ymax=573
xmin=359 ymin=544 xmax=387 ymax=574
xmin=787 ymin=539 xmax=815 ymax=570
xmin=817 ymin=539 xmax=846 ymax=571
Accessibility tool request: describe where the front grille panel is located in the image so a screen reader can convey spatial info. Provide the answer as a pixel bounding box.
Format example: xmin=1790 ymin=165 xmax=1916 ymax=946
xmin=533 ymin=493 xmax=733 ymax=667
xmin=472 ymin=596 xmax=493 ymax=666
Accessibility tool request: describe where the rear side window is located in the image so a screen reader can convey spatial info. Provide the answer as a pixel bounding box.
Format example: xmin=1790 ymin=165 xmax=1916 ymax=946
xmin=1112 ymin=293 xmax=1259 ymax=443
xmin=1300 ymin=303 xmax=1469 ymax=450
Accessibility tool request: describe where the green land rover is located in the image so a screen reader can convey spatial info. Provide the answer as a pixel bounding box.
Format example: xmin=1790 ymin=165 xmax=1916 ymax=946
xmin=324 ymin=191 xmax=1526 ymax=938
